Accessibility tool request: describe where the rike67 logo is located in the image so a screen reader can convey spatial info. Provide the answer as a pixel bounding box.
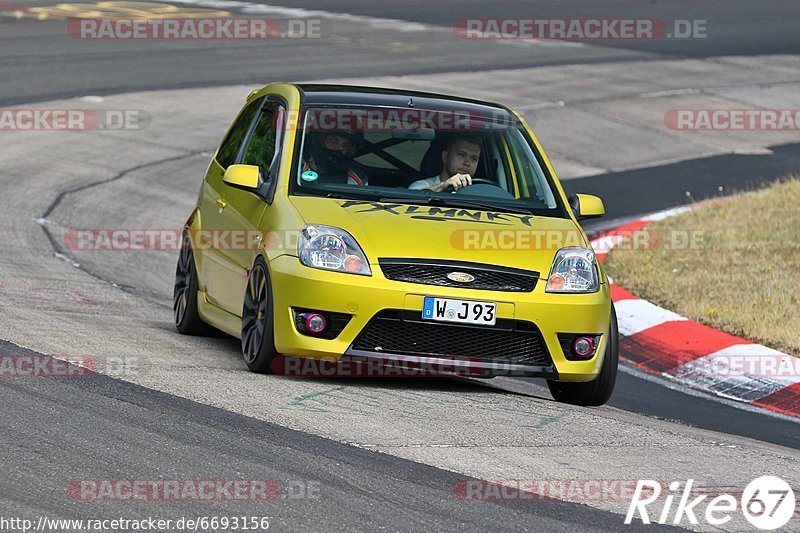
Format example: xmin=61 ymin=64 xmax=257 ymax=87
xmin=626 ymin=476 xmax=796 ymax=530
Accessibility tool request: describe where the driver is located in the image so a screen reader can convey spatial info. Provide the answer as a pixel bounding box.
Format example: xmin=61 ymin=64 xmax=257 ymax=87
xmin=302 ymin=131 xmax=368 ymax=186
xmin=408 ymin=135 xmax=481 ymax=192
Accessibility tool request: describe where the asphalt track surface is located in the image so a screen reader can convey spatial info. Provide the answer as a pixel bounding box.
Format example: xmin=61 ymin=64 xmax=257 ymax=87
xmin=562 ymin=143 xmax=800 ymax=222
xmin=2 ymin=339 xmax=678 ymax=532
xmin=0 ymin=0 xmax=648 ymax=106
xmin=242 ymin=0 xmax=800 ymax=58
xmin=3 ymin=0 xmax=800 ymax=105
xmin=2 ymin=1 xmax=800 ymax=531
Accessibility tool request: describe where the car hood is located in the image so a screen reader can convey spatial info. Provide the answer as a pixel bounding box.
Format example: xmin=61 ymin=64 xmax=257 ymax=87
xmin=288 ymin=196 xmax=588 ymax=274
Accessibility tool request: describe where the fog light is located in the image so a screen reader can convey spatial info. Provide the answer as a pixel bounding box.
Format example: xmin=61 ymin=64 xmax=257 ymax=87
xmin=547 ymin=273 xmax=565 ymax=291
xmin=572 ymin=336 xmax=595 ymax=358
xmin=305 ymin=313 xmax=328 ymax=334
xmin=344 ymin=255 xmax=363 ymax=273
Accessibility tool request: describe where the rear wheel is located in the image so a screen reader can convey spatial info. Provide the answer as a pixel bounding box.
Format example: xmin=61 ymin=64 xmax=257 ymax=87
xmin=241 ymin=258 xmax=278 ymax=373
xmin=173 ymin=233 xmax=218 ymax=336
xmin=547 ymin=304 xmax=619 ymax=406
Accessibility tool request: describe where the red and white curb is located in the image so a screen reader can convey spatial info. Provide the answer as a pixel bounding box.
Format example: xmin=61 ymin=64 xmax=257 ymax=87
xmin=590 ymin=207 xmax=800 ymax=419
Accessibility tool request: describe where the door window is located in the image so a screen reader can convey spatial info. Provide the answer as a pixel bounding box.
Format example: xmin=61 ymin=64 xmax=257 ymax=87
xmin=241 ymin=102 xmax=283 ymax=182
xmin=215 ymin=97 xmax=264 ymax=169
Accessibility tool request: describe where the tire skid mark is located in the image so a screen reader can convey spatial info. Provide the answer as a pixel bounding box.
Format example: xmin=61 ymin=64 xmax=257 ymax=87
xmin=37 ymin=150 xmax=205 ymax=308
xmin=280 ymin=383 xmax=569 ymax=429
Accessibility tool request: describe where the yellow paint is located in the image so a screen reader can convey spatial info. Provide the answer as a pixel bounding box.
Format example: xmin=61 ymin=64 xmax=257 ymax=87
xmin=27 ymin=1 xmax=228 ymax=20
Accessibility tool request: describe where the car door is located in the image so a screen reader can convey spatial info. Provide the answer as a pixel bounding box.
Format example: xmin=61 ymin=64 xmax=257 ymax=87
xmin=198 ymin=96 xmax=262 ymax=313
xmin=202 ymin=98 xmax=285 ymax=316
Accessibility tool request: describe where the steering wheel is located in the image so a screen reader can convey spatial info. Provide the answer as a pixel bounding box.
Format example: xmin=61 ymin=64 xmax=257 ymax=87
xmin=452 ymin=177 xmax=517 ymax=200
xmin=467 ymin=178 xmax=500 ymax=187
xmin=443 ymin=177 xmax=500 ymax=192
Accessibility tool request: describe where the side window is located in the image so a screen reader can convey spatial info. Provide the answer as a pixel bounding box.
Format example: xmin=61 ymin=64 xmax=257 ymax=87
xmin=242 ymin=102 xmax=283 ymax=181
xmin=215 ymin=97 xmax=263 ymax=169
xmin=505 ymin=129 xmax=556 ymax=208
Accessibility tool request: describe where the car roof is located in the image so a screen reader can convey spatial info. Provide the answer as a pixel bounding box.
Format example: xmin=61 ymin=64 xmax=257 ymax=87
xmin=295 ymin=83 xmax=510 ymax=115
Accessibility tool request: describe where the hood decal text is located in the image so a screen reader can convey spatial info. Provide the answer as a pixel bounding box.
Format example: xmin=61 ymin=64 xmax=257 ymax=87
xmin=339 ymin=201 xmax=533 ymax=227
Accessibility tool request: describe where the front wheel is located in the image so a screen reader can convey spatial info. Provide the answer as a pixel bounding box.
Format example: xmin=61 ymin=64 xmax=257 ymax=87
xmin=547 ymin=303 xmax=619 ymax=406
xmin=241 ymin=258 xmax=278 ymax=373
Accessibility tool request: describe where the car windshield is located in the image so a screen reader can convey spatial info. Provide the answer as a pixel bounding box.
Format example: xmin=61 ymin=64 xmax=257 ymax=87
xmin=291 ymin=105 xmax=566 ymax=217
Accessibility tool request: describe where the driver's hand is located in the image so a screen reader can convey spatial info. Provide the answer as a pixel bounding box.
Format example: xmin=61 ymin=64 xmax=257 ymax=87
xmin=442 ymin=173 xmax=472 ymax=191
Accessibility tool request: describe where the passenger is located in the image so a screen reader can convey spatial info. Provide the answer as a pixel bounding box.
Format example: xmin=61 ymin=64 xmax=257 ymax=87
xmin=408 ymin=135 xmax=481 ymax=192
xmin=302 ymin=131 xmax=368 ymax=186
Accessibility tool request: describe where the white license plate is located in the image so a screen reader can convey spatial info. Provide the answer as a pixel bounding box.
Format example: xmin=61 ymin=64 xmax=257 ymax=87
xmin=422 ymin=297 xmax=497 ymax=326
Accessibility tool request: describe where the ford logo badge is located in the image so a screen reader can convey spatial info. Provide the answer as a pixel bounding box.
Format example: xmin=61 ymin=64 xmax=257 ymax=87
xmin=447 ymin=272 xmax=475 ymax=283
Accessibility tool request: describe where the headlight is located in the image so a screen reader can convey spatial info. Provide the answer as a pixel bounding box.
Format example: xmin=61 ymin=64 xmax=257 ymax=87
xmin=545 ymin=247 xmax=599 ymax=293
xmin=298 ymin=224 xmax=371 ymax=276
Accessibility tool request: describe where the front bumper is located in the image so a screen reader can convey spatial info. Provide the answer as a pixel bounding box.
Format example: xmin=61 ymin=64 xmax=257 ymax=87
xmin=269 ymin=254 xmax=611 ymax=381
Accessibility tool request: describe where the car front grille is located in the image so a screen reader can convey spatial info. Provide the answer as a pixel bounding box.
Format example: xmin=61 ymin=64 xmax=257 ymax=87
xmin=351 ymin=310 xmax=552 ymax=367
xmin=378 ymin=258 xmax=538 ymax=292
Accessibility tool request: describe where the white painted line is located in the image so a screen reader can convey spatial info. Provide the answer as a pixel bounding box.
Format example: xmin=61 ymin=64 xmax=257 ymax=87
xmin=590 ymin=234 xmax=626 ymax=255
xmin=495 ymin=39 xmax=585 ymax=49
xmin=615 ymin=298 xmax=686 ymax=337
xmin=640 ymin=88 xmax=702 ymax=98
xmin=54 ymin=253 xmax=80 ymax=268
xmin=732 ymin=147 xmax=774 ymax=155
xmin=671 ymin=344 xmax=800 ymax=392
xmin=641 ymin=206 xmax=691 ymax=222
xmin=516 ymin=101 xmax=566 ymax=111
xmin=710 ymin=343 xmax=789 ymax=358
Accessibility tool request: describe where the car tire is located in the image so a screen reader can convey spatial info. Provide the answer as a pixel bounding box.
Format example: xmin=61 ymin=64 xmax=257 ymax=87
xmin=547 ymin=303 xmax=619 ymax=406
xmin=241 ymin=257 xmax=278 ymax=374
xmin=174 ymin=232 xmax=219 ymax=336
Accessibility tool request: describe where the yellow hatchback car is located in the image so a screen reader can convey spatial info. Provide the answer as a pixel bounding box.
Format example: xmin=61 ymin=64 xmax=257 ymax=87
xmin=174 ymin=83 xmax=619 ymax=406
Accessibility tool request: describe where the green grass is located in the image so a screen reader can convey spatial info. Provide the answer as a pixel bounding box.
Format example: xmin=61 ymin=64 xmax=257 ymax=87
xmin=605 ymin=177 xmax=800 ymax=357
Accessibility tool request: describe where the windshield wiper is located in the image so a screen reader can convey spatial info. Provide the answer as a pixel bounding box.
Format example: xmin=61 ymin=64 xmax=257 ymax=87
xmin=379 ymin=196 xmax=533 ymax=215
xmin=324 ymin=191 xmax=376 ymax=200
